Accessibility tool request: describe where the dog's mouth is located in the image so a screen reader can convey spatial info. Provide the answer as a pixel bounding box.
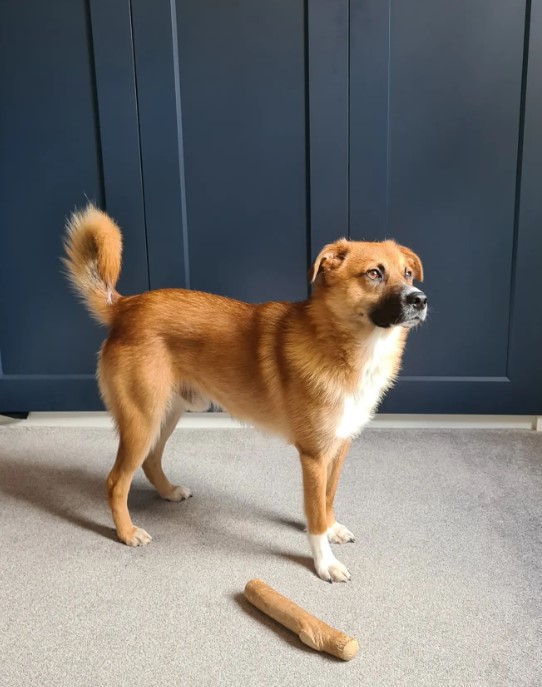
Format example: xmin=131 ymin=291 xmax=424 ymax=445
xmin=371 ymin=312 xmax=425 ymax=329
xmin=369 ymin=290 xmax=428 ymax=329
xmin=400 ymin=313 xmax=425 ymax=328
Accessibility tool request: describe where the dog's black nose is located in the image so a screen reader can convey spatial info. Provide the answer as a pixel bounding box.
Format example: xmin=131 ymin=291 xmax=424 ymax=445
xmin=405 ymin=290 xmax=427 ymax=310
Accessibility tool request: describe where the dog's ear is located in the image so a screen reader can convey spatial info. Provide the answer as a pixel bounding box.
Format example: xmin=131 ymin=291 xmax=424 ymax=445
xmin=308 ymin=240 xmax=350 ymax=284
xmin=398 ymin=244 xmax=423 ymax=282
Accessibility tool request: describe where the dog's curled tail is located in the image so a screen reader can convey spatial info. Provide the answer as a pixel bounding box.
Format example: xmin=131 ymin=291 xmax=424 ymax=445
xmin=63 ymin=204 xmax=123 ymax=326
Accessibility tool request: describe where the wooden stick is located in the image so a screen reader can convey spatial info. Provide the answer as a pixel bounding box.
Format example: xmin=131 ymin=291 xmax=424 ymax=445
xmin=244 ymin=579 xmax=359 ymax=661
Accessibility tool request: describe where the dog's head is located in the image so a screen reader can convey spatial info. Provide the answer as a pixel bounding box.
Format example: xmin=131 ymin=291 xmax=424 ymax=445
xmin=309 ymin=239 xmax=427 ymax=329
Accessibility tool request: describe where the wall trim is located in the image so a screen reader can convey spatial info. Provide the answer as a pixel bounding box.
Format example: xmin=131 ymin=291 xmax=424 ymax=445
xmin=0 ymin=412 xmax=539 ymax=430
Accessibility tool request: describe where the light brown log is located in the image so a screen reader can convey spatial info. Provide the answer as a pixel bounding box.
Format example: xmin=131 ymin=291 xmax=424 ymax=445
xmin=244 ymin=579 xmax=359 ymax=661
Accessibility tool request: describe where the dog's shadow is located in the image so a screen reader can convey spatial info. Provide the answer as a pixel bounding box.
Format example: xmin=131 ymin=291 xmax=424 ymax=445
xmin=0 ymin=451 xmax=311 ymax=571
xmin=0 ymin=455 xmax=118 ymax=541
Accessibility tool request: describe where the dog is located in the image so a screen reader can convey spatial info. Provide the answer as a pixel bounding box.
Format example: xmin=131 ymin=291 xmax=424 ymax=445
xmin=63 ymin=205 xmax=427 ymax=582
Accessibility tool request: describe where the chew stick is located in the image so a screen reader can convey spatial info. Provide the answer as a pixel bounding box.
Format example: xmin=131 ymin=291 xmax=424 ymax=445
xmin=244 ymin=578 xmax=359 ymax=661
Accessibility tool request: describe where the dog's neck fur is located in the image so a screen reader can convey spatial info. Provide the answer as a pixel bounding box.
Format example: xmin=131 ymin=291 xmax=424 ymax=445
xmin=300 ymin=296 xmax=406 ymax=386
xmin=293 ymin=295 xmax=406 ymax=438
xmin=334 ymin=326 xmax=403 ymax=437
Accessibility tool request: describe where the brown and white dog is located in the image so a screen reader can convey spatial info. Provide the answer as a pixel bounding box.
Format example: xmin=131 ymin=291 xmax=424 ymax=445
xmin=63 ymin=205 xmax=427 ymax=582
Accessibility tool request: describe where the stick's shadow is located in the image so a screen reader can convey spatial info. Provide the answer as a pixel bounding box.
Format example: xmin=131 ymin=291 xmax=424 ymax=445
xmin=232 ymin=592 xmax=342 ymax=662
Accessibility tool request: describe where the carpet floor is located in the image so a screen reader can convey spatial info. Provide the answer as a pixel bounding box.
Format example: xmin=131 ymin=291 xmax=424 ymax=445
xmin=1 ymin=425 xmax=541 ymax=686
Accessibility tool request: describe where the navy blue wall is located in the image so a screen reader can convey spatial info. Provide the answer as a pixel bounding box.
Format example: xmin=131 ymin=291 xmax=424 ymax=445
xmin=1 ymin=0 xmax=541 ymax=413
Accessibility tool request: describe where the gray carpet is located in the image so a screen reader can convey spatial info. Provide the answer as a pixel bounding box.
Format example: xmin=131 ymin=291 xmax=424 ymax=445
xmin=1 ymin=426 xmax=541 ymax=687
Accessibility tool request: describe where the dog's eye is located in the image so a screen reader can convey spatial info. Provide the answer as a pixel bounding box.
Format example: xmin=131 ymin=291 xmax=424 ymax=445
xmin=366 ymin=269 xmax=382 ymax=281
xmin=405 ymin=269 xmax=413 ymax=279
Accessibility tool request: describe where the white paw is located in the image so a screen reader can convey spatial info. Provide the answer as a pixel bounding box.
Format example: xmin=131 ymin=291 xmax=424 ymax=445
xmin=316 ymin=557 xmax=351 ymax=583
xmin=162 ymin=485 xmax=192 ymax=502
xmin=123 ymin=526 xmax=152 ymax=546
xmin=327 ymin=521 xmax=355 ymax=544
xmin=308 ymin=533 xmax=351 ymax=583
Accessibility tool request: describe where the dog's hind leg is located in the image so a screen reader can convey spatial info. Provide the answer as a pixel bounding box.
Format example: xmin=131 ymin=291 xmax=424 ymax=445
xmin=103 ymin=369 xmax=172 ymax=547
xmin=142 ymin=395 xmax=192 ymax=502
xmin=107 ymin=420 xmax=162 ymax=546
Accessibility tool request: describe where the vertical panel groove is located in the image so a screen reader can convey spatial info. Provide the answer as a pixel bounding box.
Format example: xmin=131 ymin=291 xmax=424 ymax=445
xmin=347 ymin=0 xmax=351 ymax=237
xmin=170 ymin=0 xmax=191 ymax=289
xmin=84 ymin=0 xmax=106 ymax=206
xmin=506 ymin=0 xmax=532 ymax=376
xmin=304 ymin=0 xmax=312 ymax=290
xmin=385 ymin=0 xmax=392 ymax=233
xmin=128 ymin=0 xmax=151 ymax=291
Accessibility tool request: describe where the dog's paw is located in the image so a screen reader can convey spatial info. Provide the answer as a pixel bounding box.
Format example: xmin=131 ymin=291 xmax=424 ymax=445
xmin=121 ymin=526 xmax=152 ymax=547
xmin=327 ymin=521 xmax=355 ymax=544
xmin=316 ymin=557 xmax=351 ymax=583
xmin=162 ymin=485 xmax=193 ymax=502
xmin=309 ymin=533 xmax=352 ymax=583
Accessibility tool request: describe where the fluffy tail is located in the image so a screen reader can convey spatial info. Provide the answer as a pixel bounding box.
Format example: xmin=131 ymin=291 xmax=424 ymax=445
xmin=63 ymin=204 xmax=123 ymax=326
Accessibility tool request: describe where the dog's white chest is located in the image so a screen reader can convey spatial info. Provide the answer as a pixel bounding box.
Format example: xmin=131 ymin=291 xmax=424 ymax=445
xmin=335 ymin=329 xmax=399 ymax=439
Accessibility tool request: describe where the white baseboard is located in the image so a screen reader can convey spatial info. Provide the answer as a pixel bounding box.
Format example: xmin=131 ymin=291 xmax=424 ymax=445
xmin=1 ymin=411 xmax=539 ymax=430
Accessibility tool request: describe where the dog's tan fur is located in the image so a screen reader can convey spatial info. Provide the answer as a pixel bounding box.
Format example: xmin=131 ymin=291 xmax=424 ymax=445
xmin=63 ymin=205 xmax=424 ymax=581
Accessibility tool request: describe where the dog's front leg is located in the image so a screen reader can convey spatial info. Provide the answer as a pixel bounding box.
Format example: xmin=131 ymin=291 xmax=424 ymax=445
xmin=300 ymin=452 xmax=351 ymax=583
xmin=326 ymin=440 xmax=355 ymax=544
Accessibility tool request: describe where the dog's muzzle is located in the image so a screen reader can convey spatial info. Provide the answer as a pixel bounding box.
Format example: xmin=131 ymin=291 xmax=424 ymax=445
xmin=370 ymin=288 xmax=428 ymax=328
